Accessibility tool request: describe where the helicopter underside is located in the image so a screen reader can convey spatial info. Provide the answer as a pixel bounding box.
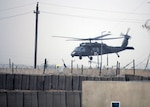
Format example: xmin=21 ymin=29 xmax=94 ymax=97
xmin=71 ymin=52 xmax=94 ymax=60
xmin=72 ymin=55 xmax=93 ymax=60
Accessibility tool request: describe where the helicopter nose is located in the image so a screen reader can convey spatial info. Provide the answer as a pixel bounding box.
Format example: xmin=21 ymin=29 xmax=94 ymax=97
xmin=71 ymin=51 xmax=79 ymax=57
xmin=71 ymin=51 xmax=75 ymax=57
xmin=71 ymin=51 xmax=75 ymax=55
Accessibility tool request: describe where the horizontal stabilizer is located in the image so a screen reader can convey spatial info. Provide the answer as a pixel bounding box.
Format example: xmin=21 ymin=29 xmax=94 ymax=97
xmin=126 ymin=47 xmax=134 ymax=50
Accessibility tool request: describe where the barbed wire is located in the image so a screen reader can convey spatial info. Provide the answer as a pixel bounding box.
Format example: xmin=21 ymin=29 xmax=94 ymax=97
xmin=41 ymin=11 xmax=145 ymax=24
xmin=0 ymin=11 xmax=32 ymax=20
xmin=0 ymin=2 xmax=35 ymax=12
xmin=40 ymin=2 xmax=150 ymax=16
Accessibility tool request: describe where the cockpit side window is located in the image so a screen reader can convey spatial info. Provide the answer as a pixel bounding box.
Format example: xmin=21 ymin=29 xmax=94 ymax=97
xmin=75 ymin=47 xmax=80 ymax=51
xmin=80 ymin=47 xmax=85 ymax=52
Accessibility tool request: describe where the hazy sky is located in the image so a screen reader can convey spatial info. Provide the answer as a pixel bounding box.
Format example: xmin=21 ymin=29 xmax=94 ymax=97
xmin=0 ymin=0 xmax=150 ymax=69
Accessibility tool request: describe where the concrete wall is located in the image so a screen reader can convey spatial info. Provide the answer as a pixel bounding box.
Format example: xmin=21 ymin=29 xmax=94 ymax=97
xmin=82 ymin=81 xmax=150 ymax=107
xmin=0 ymin=91 xmax=81 ymax=107
xmin=0 ymin=74 xmax=149 ymax=91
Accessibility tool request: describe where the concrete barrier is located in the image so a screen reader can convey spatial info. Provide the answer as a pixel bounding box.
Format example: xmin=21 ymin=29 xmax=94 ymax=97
xmin=125 ymin=74 xmax=150 ymax=81
xmin=0 ymin=91 xmax=80 ymax=107
xmin=72 ymin=76 xmax=79 ymax=90
xmin=24 ymin=92 xmax=38 ymax=107
xmin=94 ymin=76 xmax=100 ymax=81
xmin=7 ymin=92 xmax=23 ymax=107
xmin=38 ymin=92 xmax=46 ymax=107
xmin=44 ymin=75 xmax=52 ymax=90
xmin=0 ymin=92 xmax=7 ymax=107
xmin=53 ymin=92 xmax=61 ymax=107
xmin=66 ymin=92 xmax=74 ymax=107
xmin=0 ymin=73 xmax=149 ymax=107
xmin=16 ymin=92 xmax=23 ymax=107
xmin=21 ymin=75 xmax=29 ymax=90
xmin=52 ymin=75 xmax=58 ymax=90
xmin=29 ymin=75 xmax=37 ymax=90
xmin=7 ymin=92 xmax=16 ymax=107
xmin=60 ymin=92 xmax=66 ymax=107
xmin=0 ymin=74 xmax=6 ymax=89
xmin=36 ymin=76 xmax=44 ymax=90
xmin=86 ymin=76 xmax=94 ymax=81
xmin=0 ymin=74 xmax=149 ymax=91
xmin=58 ymin=75 xmax=66 ymax=90
xmin=46 ymin=92 xmax=53 ymax=107
xmin=6 ymin=74 xmax=14 ymax=90
xmin=65 ymin=76 xmax=72 ymax=90
xmin=74 ymin=91 xmax=81 ymax=107
xmin=14 ymin=74 xmax=22 ymax=90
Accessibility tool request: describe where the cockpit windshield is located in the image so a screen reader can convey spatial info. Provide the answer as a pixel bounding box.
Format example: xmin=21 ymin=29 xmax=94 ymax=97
xmin=74 ymin=46 xmax=85 ymax=52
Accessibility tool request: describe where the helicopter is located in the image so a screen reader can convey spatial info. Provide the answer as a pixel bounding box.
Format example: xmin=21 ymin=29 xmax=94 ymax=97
xmin=53 ymin=28 xmax=134 ymax=60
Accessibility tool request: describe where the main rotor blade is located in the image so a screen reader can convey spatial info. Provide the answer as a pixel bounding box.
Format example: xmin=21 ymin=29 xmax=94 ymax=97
xmin=94 ymin=34 xmax=112 ymax=39
xmin=52 ymin=36 xmax=93 ymax=41
xmin=96 ymin=37 xmax=123 ymax=40
xmin=67 ymin=37 xmax=123 ymax=41
xmin=52 ymin=36 xmax=82 ymax=40
xmin=53 ymin=34 xmax=112 ymax=41
xmin=52 ymin=34 xmax=120 ymax=41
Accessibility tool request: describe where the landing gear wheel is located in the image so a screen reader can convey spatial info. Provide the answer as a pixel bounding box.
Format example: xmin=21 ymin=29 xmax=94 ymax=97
xmin=79 ymin=56 xmax=82 ymax=60
xmin=89 ymin=56 xmax=93 ymax=60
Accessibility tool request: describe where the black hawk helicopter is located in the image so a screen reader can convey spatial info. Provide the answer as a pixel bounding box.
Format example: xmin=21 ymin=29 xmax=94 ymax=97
xmin=53 ymin=28 xmax=134 ymax=60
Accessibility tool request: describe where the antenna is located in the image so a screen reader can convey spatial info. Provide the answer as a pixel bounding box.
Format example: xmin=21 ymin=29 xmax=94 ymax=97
xmin=62 ymin=59 xmax=67 ymax=68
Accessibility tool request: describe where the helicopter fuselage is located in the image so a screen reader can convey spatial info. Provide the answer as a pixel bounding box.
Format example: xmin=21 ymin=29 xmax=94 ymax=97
xmin=71 ymin=42 xmax=122 ymax=58
xmin=71 ymin=35 xmax=134 ymax=60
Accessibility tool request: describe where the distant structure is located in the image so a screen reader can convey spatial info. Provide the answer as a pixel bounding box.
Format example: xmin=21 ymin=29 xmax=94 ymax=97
xmin=142 ymin=19 xmax=150 ymax=31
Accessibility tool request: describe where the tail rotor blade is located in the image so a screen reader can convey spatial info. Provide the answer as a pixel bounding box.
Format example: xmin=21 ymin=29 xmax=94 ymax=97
xmin=126 ymin=28 xmax=130 ymax=35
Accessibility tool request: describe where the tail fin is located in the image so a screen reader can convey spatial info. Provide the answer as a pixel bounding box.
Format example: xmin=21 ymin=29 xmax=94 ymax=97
xmin=121 ymin=28 xmax=131 ymax=48
xmin=121 ymin=35 xmax=130 ymax=48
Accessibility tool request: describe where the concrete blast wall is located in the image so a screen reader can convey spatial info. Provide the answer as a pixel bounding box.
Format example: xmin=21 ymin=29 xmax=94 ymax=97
xmin=0 ymin=91 xmax=81 ymax=107
xmin=82 ymin=81 xmax=150 ymax=107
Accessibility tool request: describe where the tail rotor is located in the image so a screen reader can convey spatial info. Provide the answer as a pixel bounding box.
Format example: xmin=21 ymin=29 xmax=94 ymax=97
xmin=120 ymin=28 xmax=131 ymax=39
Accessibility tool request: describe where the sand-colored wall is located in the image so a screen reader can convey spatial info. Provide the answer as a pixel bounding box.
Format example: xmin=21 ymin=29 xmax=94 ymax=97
xmin=82 ymin=81 xmax=150 ymax=107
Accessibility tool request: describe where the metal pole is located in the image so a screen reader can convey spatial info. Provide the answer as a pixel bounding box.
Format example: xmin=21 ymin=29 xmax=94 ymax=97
xmin=34 ymin=2 xmax=40 ymax=69
xmin=116 ymin=61 xmax=118 ymax=76
xmin=100 ymin=40 xmax=102 ymax=72
xmin=71 ymin=60 xmax=73 ymax=73
xmin=100 ymin=31 xmax=106 ymax=74
xmin=97 ymin=52 xmax=99 ymax=68
xmin=133 ymin=59 xmax=135 ymax=75
xmin=107 ymin=54 xmax=108 ymax=70
xmin=9 ymin=58 xmax=11 ymax=68
xmin=43 ymin=58 xmax=47 ymax=74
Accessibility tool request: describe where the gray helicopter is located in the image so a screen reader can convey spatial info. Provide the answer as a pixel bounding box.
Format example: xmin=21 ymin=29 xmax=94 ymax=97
xmin=53 ymin=28 xmax=134 ymax=60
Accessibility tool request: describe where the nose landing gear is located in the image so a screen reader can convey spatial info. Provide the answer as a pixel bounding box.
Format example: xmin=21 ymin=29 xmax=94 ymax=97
xmin=79 ymin=56 xmax=82 ymax=60
xmin=88 ymin=56 xmax=93 ymax=60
